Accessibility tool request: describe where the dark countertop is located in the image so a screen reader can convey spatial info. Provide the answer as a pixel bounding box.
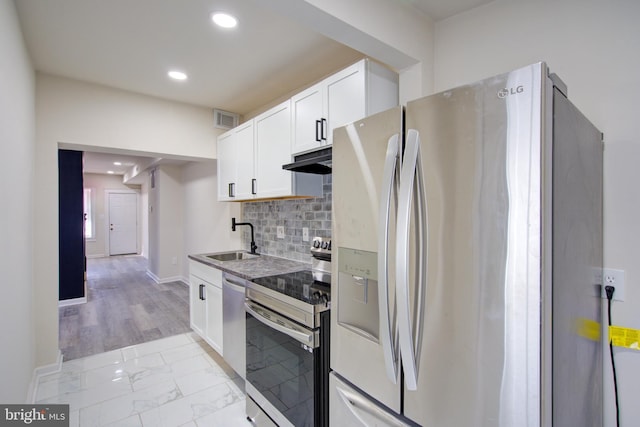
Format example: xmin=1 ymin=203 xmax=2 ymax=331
xmin=188 ymin=251 xmax=310 ymax=280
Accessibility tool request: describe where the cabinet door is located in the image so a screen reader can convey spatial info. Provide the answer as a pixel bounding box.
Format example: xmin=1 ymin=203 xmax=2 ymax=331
xmin=291 ymin=82 xmax=324 ymax=154
xmin=205 ymin=283 xmax=223 ymax=354
xmin=234 ymin=121 xmax=256 ymax=200
xmin=189 ymin=274 xmax=206 ymax=337
xmin=255 ymin=101 xmax=292 ymax=198
xmin=325 ymin=61 xmax=366 ymax=146
xmin=217 ymin=130 xmax=237 ymax=201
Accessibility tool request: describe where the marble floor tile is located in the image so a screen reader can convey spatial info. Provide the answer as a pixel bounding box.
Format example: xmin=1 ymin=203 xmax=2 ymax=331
xmin=195 ymin=400 xmax=252 ymax=427
xmin=36 ymin=332 xmax=250 ymax=427
xmin=174 ymin=366 xmax=231 ymax=397
xmin=121 ymin=334 xmax=193 ymax=362
xmin=60 ymin=349 xmax=125 ymax=373
xmin=140 ymin=382 xmax=241 ymax=427
xmin=79 ymin=379 xmax=182 ymax=426
xmin=160 ymin=341 xmax=212 ymax=365
xmin=37 ymin=377 xmax=134 ymax=414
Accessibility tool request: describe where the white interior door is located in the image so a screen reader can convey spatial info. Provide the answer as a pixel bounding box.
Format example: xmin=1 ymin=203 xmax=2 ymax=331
xmin=108 ymin=192 xmax=138 ymax=255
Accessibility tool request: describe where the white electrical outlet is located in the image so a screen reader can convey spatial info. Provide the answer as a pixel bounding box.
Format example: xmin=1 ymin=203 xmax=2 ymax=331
xmin=302 ymin=227 xmax=309 ymax=242
xmin=602 ymin=268 xmax=625 ymax=301
xmin=277 ymin=226 xmax=285 ymax=239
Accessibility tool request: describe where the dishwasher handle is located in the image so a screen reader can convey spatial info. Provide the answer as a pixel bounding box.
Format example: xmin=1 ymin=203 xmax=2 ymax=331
xmin=222 ymin=273 xmax=245 ymax=293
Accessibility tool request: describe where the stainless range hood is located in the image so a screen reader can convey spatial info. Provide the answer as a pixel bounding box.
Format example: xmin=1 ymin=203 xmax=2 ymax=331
xmin=282 ymin=147 xmax=332 ymax=175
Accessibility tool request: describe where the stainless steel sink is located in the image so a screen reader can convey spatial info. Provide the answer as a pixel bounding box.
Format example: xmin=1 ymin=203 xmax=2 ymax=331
xmin=205 ymin=251 xmax=259 ymax=262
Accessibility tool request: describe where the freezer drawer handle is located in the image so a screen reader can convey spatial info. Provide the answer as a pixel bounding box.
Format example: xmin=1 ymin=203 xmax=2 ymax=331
xmin=336 ymin=380 xmax=408 ymax=427
xmin=396 ymin=128 xmax=427 ymax=391
xmin=377 ymin=133 xmax=401 ymax=384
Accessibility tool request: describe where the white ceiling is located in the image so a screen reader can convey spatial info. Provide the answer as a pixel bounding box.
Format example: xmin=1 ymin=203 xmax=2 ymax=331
xmin=16 ymin=0 xmax=493 ymax=176
xmin=82 ymin=152 xmax=152 ymax=176
xmin=15 ymin=0 xmax=364 ymax=115
xmin=411 ymin=0 xmax=494 ymax=21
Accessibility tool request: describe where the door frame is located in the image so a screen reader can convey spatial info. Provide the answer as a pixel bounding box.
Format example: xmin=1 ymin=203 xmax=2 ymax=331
xmin=105 ymin=189 xmax=140 ymax=256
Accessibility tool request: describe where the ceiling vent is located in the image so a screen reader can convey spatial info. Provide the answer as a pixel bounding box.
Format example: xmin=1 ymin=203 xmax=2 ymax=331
xmin=214 ymin=109 xmax=239 ymax=130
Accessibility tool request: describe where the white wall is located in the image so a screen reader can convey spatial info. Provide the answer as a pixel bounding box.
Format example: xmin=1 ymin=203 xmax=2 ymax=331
xmin=181 ymin=160 xmax=242 ymax=279
xmin=0 ymin=0 xmax=36 ymax=402
xmin=434 ymin=2 xmax=640 ymax=426
xmin=83 ymin=173 xmax=142 ymax=258
xmin=266 ymin=0 xmax=435 ymax=102
xmin=147 ymin=161 xmax=242 ymax=282
xmin=311 ymin=0 xmax=435 ymax=99
xmin=36 ymin=73 xmax=218 ymax=159
xmin=148 ymin=165 xmax=184 ymax=282
xmin=34 ymin=74 xmax=222 ymax=367
xmin=140 ymin=179 xmax=149 ymax=258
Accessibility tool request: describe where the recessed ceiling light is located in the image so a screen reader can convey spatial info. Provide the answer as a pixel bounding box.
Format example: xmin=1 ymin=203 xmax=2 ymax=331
xmin=113 ymin=162 xmax=122 ymax=166
xmin=107 ymin=171 xmax=115 ymax=174
xmin=211 ymin=12 xmax=237 ymax=28
xmin=168 ymin=70 xmax=188 ymax=81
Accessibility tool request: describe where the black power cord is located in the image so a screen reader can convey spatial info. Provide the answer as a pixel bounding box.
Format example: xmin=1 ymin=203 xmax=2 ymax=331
xmin=605 ymin=285 xmax=620 ymax=427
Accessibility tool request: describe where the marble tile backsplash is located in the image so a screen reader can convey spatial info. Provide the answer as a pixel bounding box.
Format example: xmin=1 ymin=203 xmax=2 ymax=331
xmin=240 ymin=175 xmax=332 ymax=263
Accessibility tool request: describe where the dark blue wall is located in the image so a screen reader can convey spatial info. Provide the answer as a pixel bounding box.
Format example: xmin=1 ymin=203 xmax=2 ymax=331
xmin=58 ymin=149 xmax=85 ymax=300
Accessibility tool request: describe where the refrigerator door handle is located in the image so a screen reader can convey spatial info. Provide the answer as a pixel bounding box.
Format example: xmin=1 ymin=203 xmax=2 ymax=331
xmin=378 ymin=133 xmax=400 ymax=384
xmin=396 ymin=129 xmax=427 ymax=391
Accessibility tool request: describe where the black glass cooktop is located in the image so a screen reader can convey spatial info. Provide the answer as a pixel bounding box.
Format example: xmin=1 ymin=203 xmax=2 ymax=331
xmin=251 ymin=270 xmax=331 ymax=306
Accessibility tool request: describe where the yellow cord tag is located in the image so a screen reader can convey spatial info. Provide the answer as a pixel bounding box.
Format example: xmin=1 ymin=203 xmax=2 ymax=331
xmin=609 ymin=325 xmax=640 ymax=350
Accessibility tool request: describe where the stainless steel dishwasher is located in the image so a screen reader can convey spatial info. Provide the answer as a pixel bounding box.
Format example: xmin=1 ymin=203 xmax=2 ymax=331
xmin=222 ymin=272 xmax=246 ymax=379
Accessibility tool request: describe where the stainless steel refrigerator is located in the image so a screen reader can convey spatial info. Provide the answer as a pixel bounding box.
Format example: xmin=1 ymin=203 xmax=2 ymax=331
xmin=330 ymin=62 xmax=603 ymax=426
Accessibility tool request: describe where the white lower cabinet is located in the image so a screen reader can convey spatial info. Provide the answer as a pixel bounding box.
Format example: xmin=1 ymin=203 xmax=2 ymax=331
xmin=189 ymin=260 xmax=223 ymax=354
xmin=189 ymin=275 xmax=206 ymax=337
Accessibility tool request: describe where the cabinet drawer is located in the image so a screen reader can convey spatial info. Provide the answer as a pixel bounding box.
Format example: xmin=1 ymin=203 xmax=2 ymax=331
xmin=189 ymin=260 xmax=222 ymax=287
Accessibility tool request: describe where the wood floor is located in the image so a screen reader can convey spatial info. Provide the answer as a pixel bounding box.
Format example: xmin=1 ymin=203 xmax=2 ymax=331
xmin=59 ymin=255 xmax=191 ymax=361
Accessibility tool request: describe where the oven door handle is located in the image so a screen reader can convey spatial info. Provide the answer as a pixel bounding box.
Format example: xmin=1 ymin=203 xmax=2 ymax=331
xmin=245 ymin=301 xmax=316 ymax=347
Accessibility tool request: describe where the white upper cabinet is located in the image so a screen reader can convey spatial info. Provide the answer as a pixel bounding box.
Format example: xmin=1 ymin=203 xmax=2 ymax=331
xmin=217 ymin=121 xmax=254 ymax=201
xmin=216 ymin=58 xmax=397 ymax=201
xmin=291 ymin=84 xmax=325 ymax=154
xmin=291 ymin=59 xmax=398 ymax=155
xmin=234 ymin=121 xmax=255 ymax=199
xmin=254 ymin=101 xmax=294 ymax=199
xmin=217 ymin=101 xmax=322 ymax=201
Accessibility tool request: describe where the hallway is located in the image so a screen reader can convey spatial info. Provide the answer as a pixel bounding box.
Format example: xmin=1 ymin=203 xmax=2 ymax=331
xmin=59 ymin=255 xmax=191 ymax=361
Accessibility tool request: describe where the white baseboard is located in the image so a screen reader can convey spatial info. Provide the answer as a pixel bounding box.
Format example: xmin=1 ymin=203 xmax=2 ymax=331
xmin=146 ymin=270 xmax=185 ymax=285
xmin=86 ymin=253 xmax=106 ymax=259
xmin=58 ymin=296 xmax=87 ymax=307
xmin=27 ymin=350 xmax=63 ymax=403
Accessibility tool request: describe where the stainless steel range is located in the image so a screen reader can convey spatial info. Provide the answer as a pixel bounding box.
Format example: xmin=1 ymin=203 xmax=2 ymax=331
xmin=245 ymin=237 xmax=331 ymax=427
